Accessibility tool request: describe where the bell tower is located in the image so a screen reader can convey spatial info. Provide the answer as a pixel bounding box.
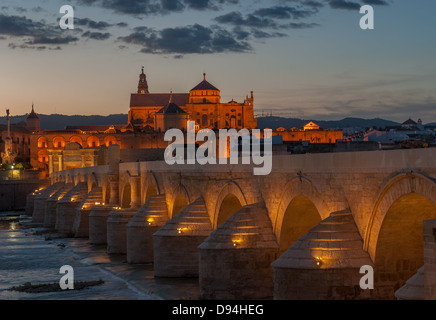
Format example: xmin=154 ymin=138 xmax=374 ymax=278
xmin=137 ymin=66 xmax=149 ymax=94
xmin=26 ymin=103 xmax=40 ymax=132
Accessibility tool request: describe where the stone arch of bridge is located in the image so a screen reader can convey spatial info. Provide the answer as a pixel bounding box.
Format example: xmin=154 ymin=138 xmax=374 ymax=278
xmin=65 ymin=174 xmax=72 ymax=184
xmin=142 ymin=172 xmax=160 ymax=204
xmin=213 ymin=181 xmax=248 ymax=229
xmin=121 ymin=181 xmax=132 ymax=208
xmin=99 ymin=175 xmax=110 ymax=205
xmin=169 ymin=184 xmax=190 ymax=218
xmin=365 ymin=172 xmax=436 ymax=262
xmin=87 ymin=172 xmax=99 ymax=192
xmin=74 ymin=172 xmax=83 ymax=185
xmin=274 ymin=177 xmax=330 ymax=253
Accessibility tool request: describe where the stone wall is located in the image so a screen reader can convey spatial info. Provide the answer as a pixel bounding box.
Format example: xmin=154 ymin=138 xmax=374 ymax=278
xmin=0 ymin=179 xmax=49 ymax=211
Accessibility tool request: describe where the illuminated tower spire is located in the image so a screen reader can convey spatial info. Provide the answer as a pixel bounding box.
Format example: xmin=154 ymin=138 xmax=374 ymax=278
xmin=137 ymin=66 xmax=149 ymax=94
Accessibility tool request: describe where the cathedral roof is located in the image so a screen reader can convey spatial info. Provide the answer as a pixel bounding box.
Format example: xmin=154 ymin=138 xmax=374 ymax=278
xmin=190 ymin=73 xmax=219 ymax=92
xmin=156 ymin=102 xmax=187 ymax=115
xmin=130 ymin=93 xmax=189 ymax=107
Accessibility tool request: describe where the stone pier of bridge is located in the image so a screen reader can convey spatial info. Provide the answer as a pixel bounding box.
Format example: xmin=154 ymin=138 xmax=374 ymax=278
xmin=30 ymin=145 xmax=436 ymax=300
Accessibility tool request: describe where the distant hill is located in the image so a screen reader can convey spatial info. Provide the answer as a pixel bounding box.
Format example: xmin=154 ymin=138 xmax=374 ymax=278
xmin=257 ymin=116 xmax=401 ymax=130
xmin=0 ymin=113 xmax=404 ymax=131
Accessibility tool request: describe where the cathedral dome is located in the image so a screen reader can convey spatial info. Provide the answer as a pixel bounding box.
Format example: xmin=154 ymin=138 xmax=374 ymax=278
xmin=189 ymin=73 xmax=220 ymax=104
xmin=190 ymin=73 xmax=219 ymax=92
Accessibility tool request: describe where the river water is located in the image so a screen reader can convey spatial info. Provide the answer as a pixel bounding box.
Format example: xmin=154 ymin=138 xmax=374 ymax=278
xmin=0 ymin=213 xmax=154 ymax=300
xmin=0 ymin=212 xmax=199 ymax=300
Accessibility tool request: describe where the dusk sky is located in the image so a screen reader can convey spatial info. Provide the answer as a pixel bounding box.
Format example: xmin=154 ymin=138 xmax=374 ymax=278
xmin=1 ymin=0 xmax=435 ymax=122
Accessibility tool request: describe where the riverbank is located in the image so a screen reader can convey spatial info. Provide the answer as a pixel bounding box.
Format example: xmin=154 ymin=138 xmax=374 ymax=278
xmin=0 ymin=215 xmax=200 ymax=300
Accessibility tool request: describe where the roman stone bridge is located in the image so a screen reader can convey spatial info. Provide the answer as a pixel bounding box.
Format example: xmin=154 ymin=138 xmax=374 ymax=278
xmin=30 ymin=145 xmax=436 ymax=300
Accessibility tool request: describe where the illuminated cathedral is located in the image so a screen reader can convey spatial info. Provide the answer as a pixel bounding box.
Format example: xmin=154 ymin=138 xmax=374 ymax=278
xmin=1 ymin=68 xmax=342 ymax=178
xmin=128 ymin=68 xmax=257 ymax=131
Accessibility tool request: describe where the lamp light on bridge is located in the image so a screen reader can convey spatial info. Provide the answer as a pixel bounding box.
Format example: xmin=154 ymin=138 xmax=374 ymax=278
xmin=315 ymin=256 xmax=323 ymax=267
xmin=177 ymin=227 xmax=188 ymax=234
xmin=232 ymin=240 xmax=240 ymax=248
xmin=147 ymin=219 xmax=153 ymax=226
xmin=95 ymin=202 xmax=101 ymax=206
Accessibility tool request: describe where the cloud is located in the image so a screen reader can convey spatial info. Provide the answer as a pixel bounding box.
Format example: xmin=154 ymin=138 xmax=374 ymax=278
xmin=328 ymin=0 xmax=361 ymax=10
xmin=252 ymin=6 xmax=317 ymax=20
xmin=0 ymin=14 xmax=47 ymax=37
xmin=25 ymin=35 xmax=79 ymax=45
xmin=214 ymin=5 xmax=319 ymax=40
xmin=288 ymin=0 xmax=389 ymax=10
xmin=182 ymin=0 xmax=239 ymax=11
xmin=82 ymin=31 xmax=112 ymax=40
xmin=215 ymin=11 xmax=278 ymax=29
xmin=364 ymin=0 xmax=389 ymax=5
xmin=119 ymin=23 xmax=251 ymax=55
xmin=14 ymin=7 xmax=27 ymax=13
xmin=8 ymin=43 xmax=62 ymax=51
xmin=76 ymin=0 xmax=240 ymax=15
xmin=116 ymin=22 xmax=129 ymax=27
xmin=32 ymin=6 xmax=45 ymax=13
xmin=0 ymin=14 xmax=108 ymax=50
xmin=75 ymin=17 xmax=113 ymax=30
